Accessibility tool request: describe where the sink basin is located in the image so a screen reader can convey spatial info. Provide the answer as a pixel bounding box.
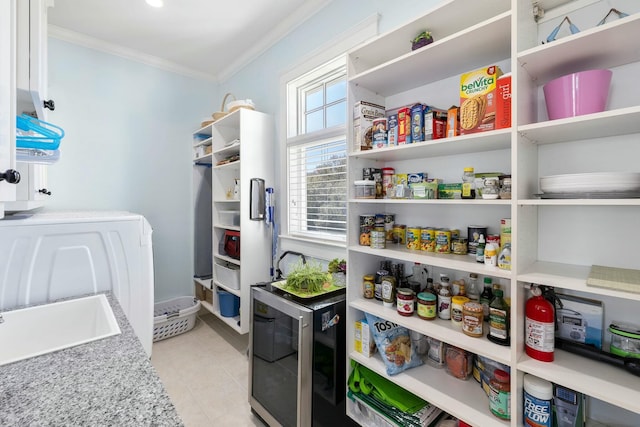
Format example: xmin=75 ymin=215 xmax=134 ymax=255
xmin=0 ymin=294 xmax=121 ymax=366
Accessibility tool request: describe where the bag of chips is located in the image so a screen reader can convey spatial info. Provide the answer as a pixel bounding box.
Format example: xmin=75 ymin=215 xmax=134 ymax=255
xmin=365 ymin=313 xmax=423 ymax=375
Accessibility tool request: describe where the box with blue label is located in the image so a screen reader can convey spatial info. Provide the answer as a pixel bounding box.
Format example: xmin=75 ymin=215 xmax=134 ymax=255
xmin=555 ymin=293 xmax=603 ymax=349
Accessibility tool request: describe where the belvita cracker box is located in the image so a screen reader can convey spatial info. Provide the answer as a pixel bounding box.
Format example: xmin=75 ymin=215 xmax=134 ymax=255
xmin=459 ymin=65 xmax=503 ymax=135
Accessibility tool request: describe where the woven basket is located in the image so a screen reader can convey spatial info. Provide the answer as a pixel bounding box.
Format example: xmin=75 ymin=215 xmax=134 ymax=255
xmin=212 ymin=93 xmax=236 ymax=121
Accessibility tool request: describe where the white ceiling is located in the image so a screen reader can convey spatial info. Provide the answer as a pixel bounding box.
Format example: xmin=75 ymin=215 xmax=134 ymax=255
xmin=47 ymin=0 xmax=331 ymax=81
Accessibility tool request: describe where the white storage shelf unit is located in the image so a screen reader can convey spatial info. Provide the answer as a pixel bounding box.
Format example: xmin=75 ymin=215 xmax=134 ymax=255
xmin=192 ymin=109 xmax=274 ymax=335
xmin=345 ymin=0 xmax=640 ymax=426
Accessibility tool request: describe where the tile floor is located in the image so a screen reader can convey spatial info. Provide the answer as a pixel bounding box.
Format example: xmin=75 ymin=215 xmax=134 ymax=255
xmin=151 ymin=312 xmax=267 ymax=427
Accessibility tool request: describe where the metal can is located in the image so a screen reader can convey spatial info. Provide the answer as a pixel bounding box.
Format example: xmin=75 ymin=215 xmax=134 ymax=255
xmin=370 ymin=226 xmax=386 ymax=249
xmin=420 ymin=227 xmax=436 ymax=251
xmin=359 ymin=214 xmax=375 ymax=246
xmin=452 ymin=238 xmax=468 ymax=255
xmin=384 ymin=213 xmax=395 ymax=242
xmin=406 ymin=226 xmax=421 ymax=250
xmin=396 ymin=288 xmax=415 ymax=317
xmin=450 ymin=228 xmax=460 ymax=252
xmin=435 ymin=229 xmax=452 ymax=253
xmin=468 ymin=225 xmax=488 ymax=254
xmin=362 ymin=274 xmax=375 ymax=299
xmin=392 ymin=224 xmax=406 ymax=244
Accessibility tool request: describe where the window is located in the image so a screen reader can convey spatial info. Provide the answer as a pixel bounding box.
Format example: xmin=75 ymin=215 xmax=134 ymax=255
xmin=286 ymin=56 xmax=347 ymax=242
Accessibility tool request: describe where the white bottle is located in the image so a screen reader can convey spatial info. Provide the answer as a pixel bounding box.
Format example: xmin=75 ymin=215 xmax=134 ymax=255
xmin=233 ymin=178 xmax=240 ymax=200
xmin=484 ymin=242 xmax=498 ymax=267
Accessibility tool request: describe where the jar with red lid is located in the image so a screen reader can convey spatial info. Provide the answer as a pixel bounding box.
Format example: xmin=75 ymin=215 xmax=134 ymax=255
xmin=396 ymin=288 xmax=415 ymax=317
xmin=382 ymin=167 xmax=395 ymax=198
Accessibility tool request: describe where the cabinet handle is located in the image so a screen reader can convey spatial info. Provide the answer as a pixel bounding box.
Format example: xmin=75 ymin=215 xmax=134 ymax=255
xmin=0 ymin=169 xmax=20 ymax=184
xmin=43 ymin=100 xmax=55 ymax=111
xmin=38 ymin=188 xmax=52 ymax=196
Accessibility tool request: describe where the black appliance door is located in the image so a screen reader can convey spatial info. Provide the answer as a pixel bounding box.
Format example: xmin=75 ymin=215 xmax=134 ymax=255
xmin=250 ymin=287 xmax=313 ymax=427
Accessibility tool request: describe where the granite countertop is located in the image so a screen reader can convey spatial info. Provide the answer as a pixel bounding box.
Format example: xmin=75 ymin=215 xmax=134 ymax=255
xmin=0 ymin=293 xmax=183 ymax=427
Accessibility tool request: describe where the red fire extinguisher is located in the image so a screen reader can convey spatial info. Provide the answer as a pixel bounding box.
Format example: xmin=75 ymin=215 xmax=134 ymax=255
xmin=525 ymin=284 xmax=555 ymax=362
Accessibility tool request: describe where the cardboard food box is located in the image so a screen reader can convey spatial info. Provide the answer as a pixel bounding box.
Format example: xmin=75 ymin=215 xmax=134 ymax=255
xmin=500 ymin=218 xmax=511 ymax=247
xmin=410 ymin=103 xmax=425 ymax=143
xmin=437 ymin=183 xmax=462 ymax=199
xmin=459 ymin=65 xmax=504 ymax=135
xmin=424 ymin=107 xmax=447 ymax=140
xmin=495 ymin=73 xmax=511 ymax=130
xmin=387 ymin=113 xmax=398 ymax=146
xmin=354 ymin=318 xmax=376 ymax=357
xmin=353 ymin=101 xmax=385 ymax=151
xmin=446 ymin=105 xmax=459 ymax=138
xmin=397 ymin=107 xmax=412 ymax=145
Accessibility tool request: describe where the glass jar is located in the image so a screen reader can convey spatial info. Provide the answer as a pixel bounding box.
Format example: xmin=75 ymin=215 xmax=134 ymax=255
xmin=382 ymin=167 xmax=395 ymax=198
xmin=417 ymin=292 xmax=437 ymax=320
xmin=461 ymin=167 xmax=476 ymax=199
xmin=362 ymin=274 xmax=375 ymax=299
xmin=499 ymin=177 xmax=512 ymax=200
xmin=462 ymin=301 xmax=484 ymax=337
xmin=451 ymin=296 xmax=470 ymax=328
xmin=396 ymin=288 xmax=415 ymax=317
xmin=482 ymin=177 xmax=500 ymax=199
xmin=381 ymin=275 xmax=396 ymax=308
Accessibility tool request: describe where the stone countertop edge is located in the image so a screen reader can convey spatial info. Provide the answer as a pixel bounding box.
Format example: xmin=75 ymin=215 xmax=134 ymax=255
xmin=0 ymin=292 xmax=184 ymax=427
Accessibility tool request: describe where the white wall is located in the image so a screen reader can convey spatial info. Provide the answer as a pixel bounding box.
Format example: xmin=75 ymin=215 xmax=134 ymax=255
xmin=46 ymin=38 xmax=217 ymax=302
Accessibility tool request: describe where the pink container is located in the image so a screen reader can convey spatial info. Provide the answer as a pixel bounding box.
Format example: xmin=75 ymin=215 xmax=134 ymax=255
xmin=543 ymin=69 xmax=612 ymax=120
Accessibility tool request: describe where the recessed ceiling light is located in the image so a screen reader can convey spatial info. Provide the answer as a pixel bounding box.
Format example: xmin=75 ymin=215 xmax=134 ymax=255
xmin=146 ymin=0 xmax=163 ymax=7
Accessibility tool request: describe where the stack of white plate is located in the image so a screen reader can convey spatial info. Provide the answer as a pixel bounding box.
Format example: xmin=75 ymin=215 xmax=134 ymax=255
xmin=539 ymin=172 xmax=640 ymax=195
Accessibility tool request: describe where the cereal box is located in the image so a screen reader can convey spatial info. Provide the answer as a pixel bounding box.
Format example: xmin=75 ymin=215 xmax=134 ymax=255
xmin=397 ymin=107 xmax=412 ymax=145
xmin=387 ymin=114 xmax=398 ymax=146
xmin=355 ymin=318 xmax=376 ymax=357
xmin=446 ymin=105 xmax=459 ymax=138
xmin=410 ymin=103 xmax=425 ymax=142
xmin=495 ymin=73 xmax=511 ymax=130
xmin=459 ymin=65 xmax=504 ymax=135
xmin=353 ymin=101 xmax=385 ymax=151
xmin=424 ymin=107 xmax=447 ymax=140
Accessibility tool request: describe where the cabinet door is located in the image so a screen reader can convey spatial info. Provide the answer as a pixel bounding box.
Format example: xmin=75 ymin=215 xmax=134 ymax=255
xmin=0 ymin=0 xmax=17 ymax=211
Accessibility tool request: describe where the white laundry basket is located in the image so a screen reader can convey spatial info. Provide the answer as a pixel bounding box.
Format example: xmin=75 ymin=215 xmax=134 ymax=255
xmin=153 ymin=296 xmax=201 ymax=342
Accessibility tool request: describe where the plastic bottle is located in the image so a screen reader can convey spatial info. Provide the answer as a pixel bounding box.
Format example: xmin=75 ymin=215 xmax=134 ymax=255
xmin=489 ymin=369 xmax=511 ymax=420
xmin=476 ymin=234 xmax=486 ymax=263
xmin=467 ymin=273 xmax=480 ymax=301
xmin=484 ymin=242 xmax=498 ymax=267
xmin=488 ymin=289 xmax=510 ymax=346
xmin=479 ymin=277 xmax=493 ymax=321
xmin=523 ymin=374 xmax=553 ymax=427
xmin=437 ymin=277 xmax=452 ymax=320
xmin=498 ymin=243 xmax=511 ymax=270
xmin=461 ymin=167 xmax=476 ymax=199
xmin=525 ymin=285 xmax=555 ymax=362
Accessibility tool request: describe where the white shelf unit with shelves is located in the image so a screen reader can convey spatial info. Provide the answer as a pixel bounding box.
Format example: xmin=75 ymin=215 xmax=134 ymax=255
xmin=345 ymin=0 xmax=640 ymax=425
xmin=192 ymin=108 xmax=274 ymax=335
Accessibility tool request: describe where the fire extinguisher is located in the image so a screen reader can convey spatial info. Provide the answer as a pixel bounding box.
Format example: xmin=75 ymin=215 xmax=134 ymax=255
xmin=525 ymin=284 xmax=555 ymax=362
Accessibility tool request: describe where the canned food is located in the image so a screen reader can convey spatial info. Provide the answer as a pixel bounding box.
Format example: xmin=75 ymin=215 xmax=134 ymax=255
xmin=406 ymin=227 xmax=421 ymax=250
xmin=420 ymin=227 xmax=436 ymax=252
xmin=392 ymin=224 xmax=406 ymax=244
xmin=359 ymin=214 xmax=375 ymax=246
xmin=435 ymin=229 xmax=451 ymax=254
xmin=452 ymin=238 xmax=468 ymax=255
xmin=468 ymin=225 xmax=488 ymax=254
xmin=370 ymin=226 xmax=386 ymax=249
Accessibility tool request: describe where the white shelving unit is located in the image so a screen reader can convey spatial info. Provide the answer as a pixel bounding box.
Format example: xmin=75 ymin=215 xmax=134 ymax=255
xmin=192 ymin=109 xmax=274 ymax=334
xmin=345 ymin=0 xmax=640 ymax=425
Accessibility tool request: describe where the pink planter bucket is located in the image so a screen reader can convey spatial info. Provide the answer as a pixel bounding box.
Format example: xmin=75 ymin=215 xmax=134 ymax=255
xmin=543 ymin=69 xmax=612 ymax=120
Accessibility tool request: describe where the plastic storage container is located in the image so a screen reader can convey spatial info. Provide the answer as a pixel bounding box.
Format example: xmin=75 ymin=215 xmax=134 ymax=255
xmin=218 ymin=290 xmax=240 ymax=317
xmin=609 ymin=322 xmax=640 ymax=358
xmin=543 ymin=69 xmax=612 ymax=120
xmin=153 ymin=297 xmax=201 ymax=342
xmin=214 ymin=262 xmax=240 ymax=289
xmin=354 ymin=180 xmax=376 ymax=198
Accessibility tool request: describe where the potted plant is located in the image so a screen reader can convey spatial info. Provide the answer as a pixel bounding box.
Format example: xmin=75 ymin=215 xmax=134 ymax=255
xmin=328 ymin=258 xmax=347 ymax=287
xmin=411 ymin=30 xmax=433 ymax=50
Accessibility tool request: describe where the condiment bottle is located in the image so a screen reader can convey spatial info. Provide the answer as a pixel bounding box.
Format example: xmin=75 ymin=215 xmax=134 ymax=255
xmin=451 ymin=296 xmax=469 ymax=328
xmin=437 ymin=277 xmax=452 ymax=320
xmin=476 ymin=234 xmax=486 ymax=263
xmin=525 ymin=285 xmax=555 ymax=362
xmin=498 ymin=243 xmax=511 ymax=270
xmin=489 ymin=369 xmax=510 ymax=419
xmin=488 ymin=289 xmax=509 ymax=346
xmin=467 ymin=273 xmax=480 ymax=301
xmin=362 ymin=274 xmax=375 ymax=299
xmin=484 ymin=242 xmax=498 ymax=267
xmin=479 ymin=277 xmax=493 ymax=321
xmin=381 ymin=275 xmax=396 ymax=308
xmin=461 ymin=167 xmax=476 ymax=199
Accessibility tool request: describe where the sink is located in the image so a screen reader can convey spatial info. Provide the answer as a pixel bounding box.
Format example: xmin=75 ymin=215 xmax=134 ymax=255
xmin=0 ymin=294 xmax=121 ymax=366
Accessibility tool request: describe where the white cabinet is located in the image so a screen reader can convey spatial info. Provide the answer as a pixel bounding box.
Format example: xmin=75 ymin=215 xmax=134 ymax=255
xmin=345 ymin=0 xmax=640 ymax=425
xmin=192 ymin=109 xmax=274 ymax=334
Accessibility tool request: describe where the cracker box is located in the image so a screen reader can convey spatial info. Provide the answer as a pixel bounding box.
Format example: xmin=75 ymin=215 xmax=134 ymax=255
xmin=424 ymin=107 xmax=447 ymax=140
xmin=446 ymin=105 xmax=459 ymax=138
xmin=354 ymin=318 xmax=376 ymax=357
xmin=500 ymin=218 xmax=511 ymax=247
xmin=495 ymin=73 xmax=511 ymax=130
xmin=353 ymin=101 xmax=385 ymax=151
xmin=397 ymin=107 xmax=412 ymax=145
xmin=387 ymin=114 xmax=398 ymax=146
xmin=459 ymin=65 xmax=503 ymax=135
xmin=410 ymin=103 xmax=425 ymax=143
